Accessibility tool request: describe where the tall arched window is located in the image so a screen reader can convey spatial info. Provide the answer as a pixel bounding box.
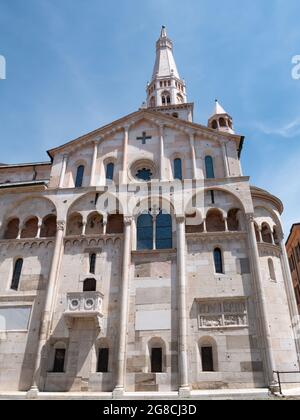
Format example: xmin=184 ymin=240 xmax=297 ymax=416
xmin=205 ymin=156 xmax=215 ymax=179
xmin=89 ymin=253 xmax=96 ymax=274
xmin=106 ymin=163 xmax=114 ymax=181
xmin=174 ymin=158 xmax=182 ymax=180
xmin=156 ymin=212 xmax=172 ymax=250
xmin=11 ymin=258 xmax=23 ymax=291
xmin=161 ymin=91 xmax=171 ymax=106
xmin=213 ymin=248 xmax=223 ymax=274
xmin=75 ymin=165 xmax=85 ymax=188
xmin=268 ymin=258 xmax=276 ymax=282
xmin=137 ymin=214 xmax=153 ymax=250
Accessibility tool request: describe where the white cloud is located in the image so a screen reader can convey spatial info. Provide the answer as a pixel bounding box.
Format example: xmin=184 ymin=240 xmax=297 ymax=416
xmin=255 ymin=117 xmax=300 ymax=138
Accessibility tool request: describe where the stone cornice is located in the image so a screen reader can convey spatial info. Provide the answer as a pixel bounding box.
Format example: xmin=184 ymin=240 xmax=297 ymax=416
xmin=0 ymin=238 xmax=55 ymax=250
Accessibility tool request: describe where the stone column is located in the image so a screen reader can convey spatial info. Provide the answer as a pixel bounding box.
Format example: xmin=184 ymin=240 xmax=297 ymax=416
xmin=122 ymin=126 xmax=130 ymax=184
xmin=176 ymin=216 xmax=190 ymax=397
xmin=28 ymin=221 xmax=66 ymax=396
xmin=113 ymin=216 xmax=132 ymax=397
xmin=159 ymin=125 xmax=165 ymax=181
xmin=224 ymin=218 xmax=229 ymax=232
xmin=90 ymin=141 xmax=98 ymax=187
xmin=59 ymin=154 xmax=68 ymax=188
xmin=220 ymin=140 xmax=229 ymax=178
xmin=246 ymin=214 xmax=277 ymax=388
xmin=189 ymin=132 xmax=197 ymax=179
xmin=279 ymin=238 xmax=300 ymax=360
xmin=36 ymin=222 xmax=42 ymax=239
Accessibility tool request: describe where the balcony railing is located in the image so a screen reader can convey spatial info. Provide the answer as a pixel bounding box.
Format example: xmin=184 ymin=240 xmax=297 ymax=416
xmin=64 ymin=291 xmax=104 ymax=329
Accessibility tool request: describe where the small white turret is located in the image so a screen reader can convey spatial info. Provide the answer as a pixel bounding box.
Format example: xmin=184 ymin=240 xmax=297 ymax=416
xmin=208 ymin=100 xmax=235 ymax=134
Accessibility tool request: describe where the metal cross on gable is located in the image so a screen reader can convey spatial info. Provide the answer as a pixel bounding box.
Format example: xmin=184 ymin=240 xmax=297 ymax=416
xmin=136 ymin=131 xmax=152 ymax=145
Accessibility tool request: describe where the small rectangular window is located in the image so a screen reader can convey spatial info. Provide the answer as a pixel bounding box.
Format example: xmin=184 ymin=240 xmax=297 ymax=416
xmin=53 ymin=349 xmax=66 ymax=373
xmin=151 ymin=348 xmax=162 ymax=373
xmin=201 ymin=347 xmax=214 ymax=372
xmin=97 ymin=348 xmax=109 ymax=373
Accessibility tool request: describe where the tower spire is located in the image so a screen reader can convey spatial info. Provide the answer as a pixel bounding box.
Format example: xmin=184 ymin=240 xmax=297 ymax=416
xmin=146 ymin=26 xmax=187 ymax=109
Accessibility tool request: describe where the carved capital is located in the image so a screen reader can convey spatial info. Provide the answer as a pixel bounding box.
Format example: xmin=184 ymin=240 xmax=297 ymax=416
xmin=246 ymin=214 xmax=255 ymax=224
xmin=124 ymin=216 xmax=133 ymax=226
xmin=57 ymin=220 xmax=66 ymax=231
xmin=176 ymin=215 xmax=185 ymax=224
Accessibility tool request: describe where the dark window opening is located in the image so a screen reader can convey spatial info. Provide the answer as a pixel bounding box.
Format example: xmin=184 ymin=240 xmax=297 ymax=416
xmin=210 ymin=190 xmax=215 ymax=204
xmin=89 ymin=253 xmax=96 ymax=274
xmin=137 ymin=213 xmax=153 ymax=250
xmin=136 ymin=168 xmax=153 ymax=181
xmin=201 ymin=347 xmax=214 ymax=372
xmin=75 ymin=165 xmax=85 ymax=188
xmin=151 ymin=348 xmax=163 ymax=373
xmin=106 ymin=163 xmax=114 ymax=181
xmin=156 ymin=212 xmax=172 ymax=250
xmin=205 ymin=156 xmax=215 ymax=179
xmin=53 ymin=349 xmax=66 ymax=373
xmin=11 ymin=258 xmax=23 ymax=291
xmin=174 ymin=158 xmax=183 ymax=180
xmin=97 ymin=348 xmax=109 ymax=373
xmin=83 ymin=278 xmax=97 ymax=292
xmin=214 ymin=248 xmax=223 ymax=274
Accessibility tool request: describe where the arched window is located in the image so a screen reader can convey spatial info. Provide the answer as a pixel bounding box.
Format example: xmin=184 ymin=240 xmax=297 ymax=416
xmin=227 ymin=209 xmax=240 ymax=231
xmin=83 ymin=278 xmax=97 ymax=292
xmin=201 ymin=346 xmax=214 ymax=372
xmin=261 ymin=223 xmax=273 ymax=244
xmin=21 ymin=217 xmax=38 ymax=239
xmin=268 ymin=259 xmax=276 ymax=282
xmin=106 ymin=163 xmax=114 ymax=181
xmin=214 ymin=248 xmax=223 ymax=274
xmin=161 ymin=91 xmax=171 ymax=106
xmin=53 ymin=347 xmax=66 ymax=373
xmin=86 ymin=212 xmax=103 ymax=235
xmin=174 ymin=158 xmax=182 ymax=180
xmin=211 ymin=120 xmax=218 ymax=130
xmin=67 ymin=213 xmax=83 ymax=236
xmin=156 ymin=212 xmax=172 ymax=250
xmin=4 ymin=218 xmax=19 ymax=240
xmin=89 ymin=253 xmax=96 ymax=274
xmin=151 ymin=348 xmax=163 ymax=373
xmin=75 ymin=165 xmax=85 ymax=188
xmin=40 ymin=215 xmax=57 ymax=238
xmin=106 ymin=213 xmax=124 ymax=234
xmin=206 ymin=209 xmax=225 ymax=232
xmin=137 ymin=213 xmax=153 ymax=250
xmin=177 ymin=93 xmax=184 ymax=104
xmin=11 ymin=258 xmax=23 ymax=291
xmin=219 ymin=117 xmax=227 ymax=127
xmin=150 ymin=96 xmax=156 ymax=107
xmin=205 ymin=156 xmax=215 ymax=179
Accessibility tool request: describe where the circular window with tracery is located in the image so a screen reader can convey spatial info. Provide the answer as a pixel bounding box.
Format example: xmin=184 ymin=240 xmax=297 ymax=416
xmin=130 ymin=160 xmax=157 ymax=182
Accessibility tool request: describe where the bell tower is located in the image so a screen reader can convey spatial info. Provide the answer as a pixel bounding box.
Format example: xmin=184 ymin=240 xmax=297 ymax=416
xmin=145 ymin=26 xmax=193 ymax=121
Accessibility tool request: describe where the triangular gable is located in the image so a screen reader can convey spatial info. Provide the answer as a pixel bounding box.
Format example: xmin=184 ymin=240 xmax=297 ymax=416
xmin=47 ymin=109 xmax=244 ymax=159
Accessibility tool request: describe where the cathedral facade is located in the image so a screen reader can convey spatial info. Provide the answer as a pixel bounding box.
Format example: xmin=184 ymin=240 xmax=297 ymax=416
xmin=0 ymin=27 xmax=299 ymax=397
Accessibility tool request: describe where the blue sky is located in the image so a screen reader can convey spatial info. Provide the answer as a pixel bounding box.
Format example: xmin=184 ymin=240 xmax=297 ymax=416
xmin=0 ymin=0 xmax=300 ymax=234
